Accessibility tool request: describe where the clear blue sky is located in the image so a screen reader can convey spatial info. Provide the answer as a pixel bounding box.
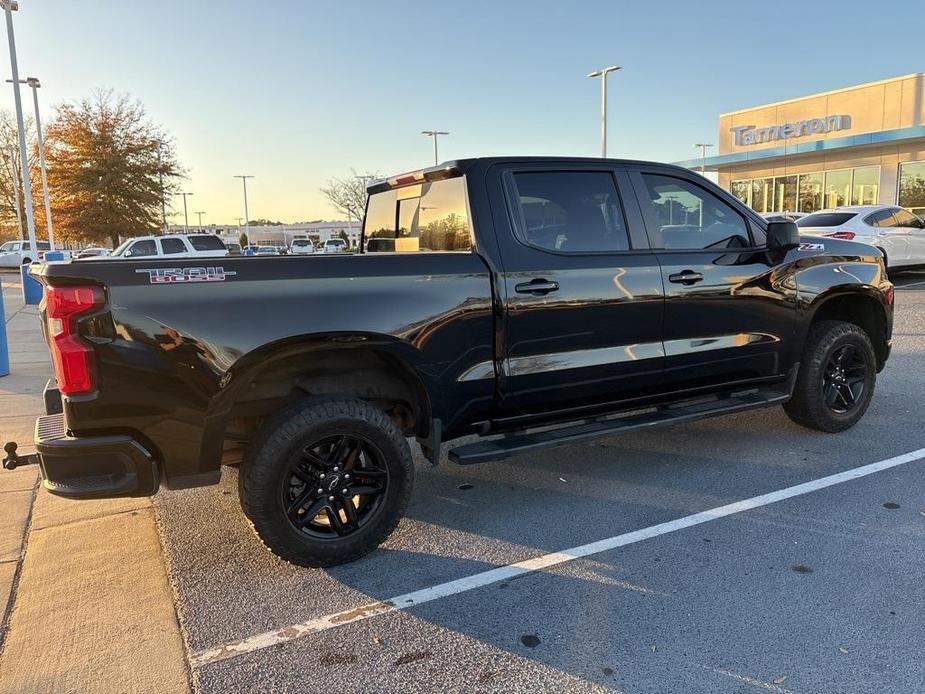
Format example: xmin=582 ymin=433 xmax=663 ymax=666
xmin=8 ymin=0 xmax=924 ymax=223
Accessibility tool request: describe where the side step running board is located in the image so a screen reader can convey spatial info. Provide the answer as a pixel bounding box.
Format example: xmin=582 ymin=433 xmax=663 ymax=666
xmin=448 ymin=385 xmax=792 ymax=465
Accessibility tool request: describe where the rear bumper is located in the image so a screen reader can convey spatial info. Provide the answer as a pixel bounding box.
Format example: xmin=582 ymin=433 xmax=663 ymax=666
xmin=34 ymin=412 xmax=159 ymax=498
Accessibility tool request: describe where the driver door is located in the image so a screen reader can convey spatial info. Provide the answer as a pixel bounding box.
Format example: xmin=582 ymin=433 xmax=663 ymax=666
xmin=630 ymin=169 xmax=796 ymax=392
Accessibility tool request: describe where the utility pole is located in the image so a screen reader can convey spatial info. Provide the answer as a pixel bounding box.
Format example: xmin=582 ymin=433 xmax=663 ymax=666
xmin=3 ymin=0 xmax=37 ymax=254
xmin=177 ymin=191 xmax=193 ymax=233
xmin=693 ymin=143 xmax=713 ymax=177
xmin=195 ymin=211 xmax=205 ymax=231
xmin=587 ymin=65 xmax=621 ymax=158
xmin=6 ymin=145 xmax=22 ymax=239
xmin=234 ymin=175 xmax=253 ymax=247
xmin=421 ymin=130 xmax=449 ymax=166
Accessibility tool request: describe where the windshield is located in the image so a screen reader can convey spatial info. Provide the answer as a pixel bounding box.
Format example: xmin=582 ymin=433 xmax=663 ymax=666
xmin=0 ymin=241 xmax=18 ymax=252
xmin=797 ymin=212 xmax=857 ymax=227
xmin=111 ymin=239 xmax=134 ymax=256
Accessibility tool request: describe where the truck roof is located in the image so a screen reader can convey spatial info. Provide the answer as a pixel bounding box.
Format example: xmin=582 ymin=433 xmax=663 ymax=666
xmin=367 ymin=156 xmax=692 ymax=193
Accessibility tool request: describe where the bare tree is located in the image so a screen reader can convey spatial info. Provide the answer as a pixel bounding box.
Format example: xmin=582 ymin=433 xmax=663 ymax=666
xmin=319 ymin=169 xmax=379 ymax=223
xmin=0 ymin=110 xmax=38 ymax=240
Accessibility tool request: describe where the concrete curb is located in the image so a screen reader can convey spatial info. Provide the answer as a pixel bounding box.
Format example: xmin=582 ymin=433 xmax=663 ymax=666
xmin=0 ymin=277 xmax=192 ymax=693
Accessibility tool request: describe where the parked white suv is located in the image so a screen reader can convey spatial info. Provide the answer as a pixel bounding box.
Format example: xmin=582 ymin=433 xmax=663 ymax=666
xmin=797 ymin=205 xmax=925 ymax=271
xmin=109 ymin=234 xmax=228 ymax=260
xmin=289 ymin=238 xmax=316 ymax=255
xmin=322 ymin=238 xmax=348 ymax=254
xmin=0 ymin=240 xmax=53 ymax=267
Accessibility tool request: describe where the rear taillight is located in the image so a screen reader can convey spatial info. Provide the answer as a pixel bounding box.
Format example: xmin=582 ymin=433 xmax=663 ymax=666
xmin=44 ymin=285 xmax=106 ymax=395
xmin=826 ymin=231 xmax=856 ymax=240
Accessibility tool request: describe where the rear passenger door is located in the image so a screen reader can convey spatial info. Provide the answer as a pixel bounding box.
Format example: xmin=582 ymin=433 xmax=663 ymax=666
xmin=630 ymin=169 xmax=796 ymax=392
xmin=488 ymin=163 xmax=665 ymax=418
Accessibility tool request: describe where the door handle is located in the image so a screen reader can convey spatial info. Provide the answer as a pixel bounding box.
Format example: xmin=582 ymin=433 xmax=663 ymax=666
xmin=668 ymin=270 xmax=704 ymax=285
xmin=514 ymin=279 xmax=560 ymax=295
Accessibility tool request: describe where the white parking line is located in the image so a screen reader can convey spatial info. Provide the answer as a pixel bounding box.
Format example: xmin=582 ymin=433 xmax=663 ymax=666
xmin=190 ymin=447 xmax=925 ymax=669
xmin=895 ymin=278 xmax=925 ymax=288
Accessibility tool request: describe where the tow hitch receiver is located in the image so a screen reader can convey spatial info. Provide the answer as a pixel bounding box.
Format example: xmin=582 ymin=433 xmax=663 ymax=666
xmin=2 ymin=441 xmax=39 ymax=470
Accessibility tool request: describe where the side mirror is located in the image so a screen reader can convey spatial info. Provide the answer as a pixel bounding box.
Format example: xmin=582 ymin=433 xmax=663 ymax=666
xmin=766 ymin=219 xmax=800 ymax=251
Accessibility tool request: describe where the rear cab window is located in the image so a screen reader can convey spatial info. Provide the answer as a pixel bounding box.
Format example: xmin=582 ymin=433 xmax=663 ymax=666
xmin=188 ymin=235 xmax=226 ymax=251
xmin=363 ymin=177 xmax=472 ymax=253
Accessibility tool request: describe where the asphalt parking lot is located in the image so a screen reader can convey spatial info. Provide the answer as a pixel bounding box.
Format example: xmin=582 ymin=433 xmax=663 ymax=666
xmin=154 ymin=271 xmax=925 ymax=694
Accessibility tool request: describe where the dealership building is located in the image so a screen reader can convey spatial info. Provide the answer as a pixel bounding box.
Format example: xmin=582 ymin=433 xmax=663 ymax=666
xmin=675 ymin=73 xmax=925 ymax=215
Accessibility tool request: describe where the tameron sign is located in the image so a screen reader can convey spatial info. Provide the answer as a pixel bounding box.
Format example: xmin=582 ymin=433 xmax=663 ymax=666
xmin=730 ymin=114 xmax=852 ymax=146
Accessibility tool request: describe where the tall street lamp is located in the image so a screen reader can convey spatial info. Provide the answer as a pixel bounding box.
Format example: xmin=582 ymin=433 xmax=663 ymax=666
xmin=2 ymin=0 xmax=37 ymax=254
xmin=195 ymin=211 xmax=206 ymax=231
xmin=7 ymin=76 xmax=53 ymax=249
xmin=177 ymin=191 xmax=193 ymax=232
xmin=421 ymin=130 xmax=449 ymax=166
xmin=5 ymin=145 xmax=23 ymax=239
xmin=234 ymin=175 xmax=254 ymax=247
xmin=587 ymin=65 xmax=621 ymax=158
xmin=693 ymin=143 xmax=713 ymax=177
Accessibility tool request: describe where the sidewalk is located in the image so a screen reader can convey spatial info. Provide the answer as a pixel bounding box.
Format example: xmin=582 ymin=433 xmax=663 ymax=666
xmin=0 ymin=271 xmax=190 ymax=693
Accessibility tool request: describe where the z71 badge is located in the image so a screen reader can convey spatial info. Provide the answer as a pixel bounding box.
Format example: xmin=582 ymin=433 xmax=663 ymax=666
xmin=798 ymin=243 xmax=825 ymax=251
xmin=136 ymin=267 xmax=236 ymax=284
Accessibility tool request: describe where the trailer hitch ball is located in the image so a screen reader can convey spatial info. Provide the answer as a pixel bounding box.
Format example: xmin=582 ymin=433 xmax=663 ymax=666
xmin=2 ymin=441 xmax=38 ymax=471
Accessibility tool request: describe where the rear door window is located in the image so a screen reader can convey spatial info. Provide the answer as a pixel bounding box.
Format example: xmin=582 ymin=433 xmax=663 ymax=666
xmin=507 ymin=171 xmax=630 ymax=253
xmin=160 ymin=237 xmax=187 ymax=254
xmin=863 ymin=210 xmax=897 ymax=228
xmin=363 ymin=177 xmax=472 ymax=252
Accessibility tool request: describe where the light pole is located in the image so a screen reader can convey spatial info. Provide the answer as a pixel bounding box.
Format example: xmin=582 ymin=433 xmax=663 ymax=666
xmin=693 ymin=143 xmax=713 ymax=177
xmin=7 ymin=77 xmax=54 ymax=249
xmin=195 ymin=211 xmax=206 ymax=231
xmin=177 ymin=191 xmax=193 ymax=232
xmin=234 ymin=175 xmax=253 ymax=247
xmin=6 ymin=145 xmax=23 ymax=239
xmin=587 ymin=65 xmax=621 ymax=158
xmin=3 ymin=0 xmax=37 ymax=255
xmin=156 ymin=143 xmax=168 ymax=232
xmin=421 ymin=130 xmax=449 ymax=166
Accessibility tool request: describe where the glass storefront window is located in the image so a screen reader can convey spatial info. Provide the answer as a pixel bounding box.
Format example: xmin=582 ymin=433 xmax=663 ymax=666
xmin=851 ymin=166 xmax=880 ymax=205
xmin=824 ymin=169 xmax=851 ymax=208
xmin=750 ymin=177 xmax=774 ymax=214
xmin=798 ymin=172 xmax=823 ymax=212
xmin=774 ymin=175 xmax=797 ymax=213
xmin=731 ymin=180 xmax=750 ymax=207
xmin=898 ymin=162 xmax=925 ymax=211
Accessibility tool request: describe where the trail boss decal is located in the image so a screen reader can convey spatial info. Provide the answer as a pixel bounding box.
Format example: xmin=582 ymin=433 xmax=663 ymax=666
xmin=136 ymin=267 xmax=237 ymax=284
xmin=798 ymin=243 xmax=825 ymax=251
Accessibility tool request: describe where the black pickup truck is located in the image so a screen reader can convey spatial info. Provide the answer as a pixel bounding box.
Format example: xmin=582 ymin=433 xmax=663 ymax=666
xmin=6 ymin=157 xmax=894 ymax=567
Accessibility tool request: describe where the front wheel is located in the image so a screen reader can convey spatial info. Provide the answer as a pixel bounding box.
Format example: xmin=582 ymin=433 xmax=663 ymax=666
xmin=784 ymin=320 xmax=876 ymax=433
xmin=239 ymin=397 xmax=414 ymax=567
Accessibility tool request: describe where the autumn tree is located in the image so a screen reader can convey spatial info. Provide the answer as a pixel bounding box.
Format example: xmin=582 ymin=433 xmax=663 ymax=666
xmin=44 ymin=90 xmax=183 ymax=247
xmin=319 ymin=169 xmax=379 ymax=223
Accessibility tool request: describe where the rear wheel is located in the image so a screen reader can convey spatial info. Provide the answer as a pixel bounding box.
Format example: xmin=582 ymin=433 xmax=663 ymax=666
xmin=239 ymin=397 xmax=413 ymax=567
xmin=784 ymin=320 xmax=876 ymax=432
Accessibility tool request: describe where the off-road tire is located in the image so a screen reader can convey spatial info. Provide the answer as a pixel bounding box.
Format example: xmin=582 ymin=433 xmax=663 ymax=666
xmin=784 ymin=320 xmax=876 ymax=433
xmin=239 ymin=397 xmax=414 ymax=567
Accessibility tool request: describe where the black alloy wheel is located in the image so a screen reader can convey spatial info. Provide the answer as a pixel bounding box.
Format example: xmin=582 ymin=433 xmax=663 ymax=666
xmin=822 ymin=343 xmax=868 ymax=414
xmin=281 ymin=433 xmax=389 ymax=539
